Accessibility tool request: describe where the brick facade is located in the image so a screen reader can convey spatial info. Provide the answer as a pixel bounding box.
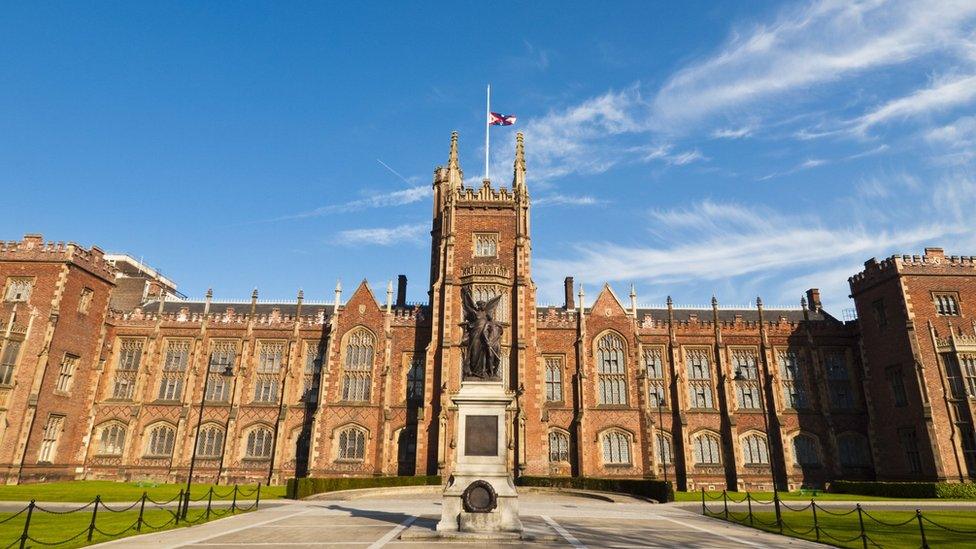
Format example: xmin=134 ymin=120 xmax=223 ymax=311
xmin=0 ymin=133 xmax=968 ymax=488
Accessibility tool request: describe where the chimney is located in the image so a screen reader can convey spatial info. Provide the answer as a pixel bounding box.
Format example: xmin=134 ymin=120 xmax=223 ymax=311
xmin=396 ymin=275 xmax=407 ymax=307
xmin=564 ymin=277 xmax=575 ymax=310
xmin=806 ymin=288 xmax=822 ymax=312
xmin=924 ymin=247 xmax=945 ymax=261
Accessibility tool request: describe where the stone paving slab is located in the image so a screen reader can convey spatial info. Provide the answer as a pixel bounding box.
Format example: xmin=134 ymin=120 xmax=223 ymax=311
xmin=91 ymin=493 xmax=825 ymax=548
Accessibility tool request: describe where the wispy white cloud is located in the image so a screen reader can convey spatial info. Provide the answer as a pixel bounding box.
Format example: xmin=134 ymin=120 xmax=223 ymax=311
xmin=533 ymin=194 xmax=605 ymax=207
xmin=652 ymin=0 xmax=976 ymax=130
xmin=711 ymin=125 xmax=756 ymax=139
xmin=638 ymin=144 xmax=708 ymax=166
xmin=852 ymin=73 xmax=976 ymax=133
xmin=335 ymin=223 xmax=427 ymax=246
xmin=272 ymin=186 xmax=431 ymax=221
xmin=758 ymin=158 xmax=828 ymax=180
xmin=925 ymin=115 xmax=976 ymax=164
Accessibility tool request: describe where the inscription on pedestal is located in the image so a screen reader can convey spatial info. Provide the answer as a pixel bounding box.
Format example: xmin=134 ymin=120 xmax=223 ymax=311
xmin=464 ymin=415 xmax=498 ymax=456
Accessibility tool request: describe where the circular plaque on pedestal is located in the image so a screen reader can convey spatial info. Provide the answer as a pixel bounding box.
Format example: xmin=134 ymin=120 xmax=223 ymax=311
xmin=462 ymin=480 xmax=497 ymax=513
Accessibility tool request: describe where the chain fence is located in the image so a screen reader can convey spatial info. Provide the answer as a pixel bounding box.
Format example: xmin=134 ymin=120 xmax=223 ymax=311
xmin=699 ymin=488 xmax=976 ymax=548
xmin=2 ymin=483 xmax=262 ymax=549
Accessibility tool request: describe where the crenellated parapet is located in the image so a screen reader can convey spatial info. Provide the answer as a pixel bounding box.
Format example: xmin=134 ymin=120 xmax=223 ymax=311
xmin=0 ymin=234 xmax=117 ymax=282
xmin=108 ymin=305 xmax=333 ymax=328
xmin=455 ymin=179 xmax=518 ymax=205
xmin=536 ymin=306 xmax=578 ymax=328
xmin=391 ymin=304 xmax=429 ymax=326
xmin=850 ymin=247 xmax=976 ymax=291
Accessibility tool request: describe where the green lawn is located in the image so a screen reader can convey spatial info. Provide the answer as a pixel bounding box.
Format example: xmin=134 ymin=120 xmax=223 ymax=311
xmin=0 ymin=504 xmax=253 ymax=549
xmin=0 ymin=481 xmax=285 ymax=502
xmin=703 ymin=507 xmax=976 ymax=548
xmin=674 ymin=490 xmax=959 ymax=502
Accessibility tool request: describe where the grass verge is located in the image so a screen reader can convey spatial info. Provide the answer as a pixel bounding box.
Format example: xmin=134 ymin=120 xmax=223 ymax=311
xmin=0 ymin=481 xmax=285 ymax=502
xmin=0 ymin=504 xmax=252 ymax=549
xmin=673 ymin=490 xmax=952 ymax=502
xmin=703 ymin=507 xmax=976 ymax=548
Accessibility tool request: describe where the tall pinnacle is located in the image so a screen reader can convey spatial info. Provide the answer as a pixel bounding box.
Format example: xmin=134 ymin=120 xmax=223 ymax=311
xmin=513 ymin=131 xmax=526 ymax=194
xmin=447 ymin=131 xmax=462 ymax=188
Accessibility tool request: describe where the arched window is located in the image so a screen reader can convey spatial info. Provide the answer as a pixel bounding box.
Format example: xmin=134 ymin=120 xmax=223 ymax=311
xmin=197 ymin=425 xmax=225 ymax=458
xmin=742 ymin=433 xmax=769 ymax=465
xmin=793 ymin=434 xmax=820 ymax=466
xmin=655 ymin=432 xmax=673 ymax=465
xmin=342 ymin=329 xmax=374 ymax=402
xmin=338 ymin=427 xmax=366 ymax=460
xmin=98 ymin=423 xmax=126 ymax=455
xmin=693 ymin=432 xmax=721 ymax=465
xmin=246 ymin=427 xmax=274 ymax=458
xmin=838 ymin=433 xmax=871 ymax=467
xmin=602 ymin=430 xmax=631 ymax=465
xmin=549 ymin=431 xmax=570 ymax=463
xmin=597 ymin=333 xmax=627 ymax=405
xmin=145 ymin=424 xmax=175 ymax=457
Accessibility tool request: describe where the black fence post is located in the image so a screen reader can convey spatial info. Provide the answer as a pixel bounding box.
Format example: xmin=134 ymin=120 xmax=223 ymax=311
xmin=183 ymin=488 xmax=192 ymax=520
xmin=811 ymin=500 xmax=820 ymax=543
xmin=256 ymin=483 xmax=261 ymax=510
xmin=856 ymin=503 xmax=867 ymax=549
xmin=206 ymin=487 xmax=213 ymax=521
xmin=87 ymin=495 xmax=101 ymax=542
xmin=230 ymin=484 xmax=238 ymax=513
xmin=774 ymin=490 xmax=783 ymax=534
xmin=722 ymin=490 xmax=729 ymax=521
xmin=746 ymin=493 xmax=754 ymax=527
xmin=19 ymin=501 xmax=34 ymax=549
xmin=701 ymin=487 xmax=706 ymax=515
xmin=175 ymin=489 xmax=183 ymax=525
xmin=137 ymin=492 xmax=147 ymax=532
xmin=916 ymin=509 xmax=928 ymax=549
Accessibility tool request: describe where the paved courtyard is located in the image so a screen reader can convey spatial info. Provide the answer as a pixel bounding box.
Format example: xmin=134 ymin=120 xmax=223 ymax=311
xmin=93 ymin=492 xmax=821 ymax=548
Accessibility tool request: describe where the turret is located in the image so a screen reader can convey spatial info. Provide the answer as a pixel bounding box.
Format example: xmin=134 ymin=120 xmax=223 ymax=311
xmin=513 ymin=131 xmax=526 ymax=197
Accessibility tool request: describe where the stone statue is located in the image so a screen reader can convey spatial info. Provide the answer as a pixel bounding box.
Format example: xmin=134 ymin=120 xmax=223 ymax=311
xmin=460 ymin=288 xmax=503 ymax=380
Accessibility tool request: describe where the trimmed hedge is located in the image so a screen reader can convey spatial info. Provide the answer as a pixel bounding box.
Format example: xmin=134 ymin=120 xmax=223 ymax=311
xmin=516 ymin=476 xmax=674 ymax=503
xmin=287 ymin=475 xmax=442 ymax=499
xmin=831 ymin=480 xmax=976 ymax=499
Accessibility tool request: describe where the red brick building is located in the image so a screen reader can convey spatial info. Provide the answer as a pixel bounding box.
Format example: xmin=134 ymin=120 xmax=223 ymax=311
xmin=0 ymin=132 xmax=963 ymax=489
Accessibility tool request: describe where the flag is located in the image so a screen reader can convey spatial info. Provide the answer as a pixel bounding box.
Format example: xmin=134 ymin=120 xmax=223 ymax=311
xmin=488 ymin=112 xmax=517 ymax=126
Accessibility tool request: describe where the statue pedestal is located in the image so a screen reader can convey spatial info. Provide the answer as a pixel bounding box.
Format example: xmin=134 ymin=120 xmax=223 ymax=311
xmin=436 ymin=381 xmax=522 ymax=537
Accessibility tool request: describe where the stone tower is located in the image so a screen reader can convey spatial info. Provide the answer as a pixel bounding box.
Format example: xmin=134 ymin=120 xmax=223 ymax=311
xmin=422 ymin=132 xmax=540 ymax=478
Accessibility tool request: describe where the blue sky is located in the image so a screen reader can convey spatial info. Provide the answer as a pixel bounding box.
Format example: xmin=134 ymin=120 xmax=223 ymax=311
xmin=3 ymin=1 xmax=975 ymax=313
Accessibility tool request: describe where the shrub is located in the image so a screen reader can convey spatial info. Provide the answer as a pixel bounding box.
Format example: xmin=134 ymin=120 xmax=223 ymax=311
xmin=831 ymin=480 xmax=976 ymax=499
xmin=516 ymin=476 xmax=673 ymax=503
xmin=286 ymin=475 xmax=441 ymax=499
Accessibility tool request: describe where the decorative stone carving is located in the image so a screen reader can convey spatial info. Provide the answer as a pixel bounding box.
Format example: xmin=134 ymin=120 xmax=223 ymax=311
xmin=462 ymin=480 xmax=497 ymax=513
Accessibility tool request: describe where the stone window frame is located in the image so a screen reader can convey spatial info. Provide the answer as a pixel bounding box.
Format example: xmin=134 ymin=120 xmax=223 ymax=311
xmin=55 ymin=353 xmax=79 ymax=394
xmin=472 ymin=232 xmax=499 ymax=258
xmin=302 ymin=340 xmax=323 ymax=403
xmin=958 ymin=354 xmax=976 ymax=398
xmin=37 ymin=414 xmax=65 ymax=463
xmin=739 ymin=430 xmax=770 ymax=466
xmin=790 ymin=432 xmax=823 ymax=467
xmin=0 ymin=336 xmax=24 ymax=386
xmin=823 ymin=348 xmax=856 ymax=410
xmin=684 ymin=347 xmax=715 ymax=410
xmin=932 ymin=291 xmax=960 ymax=316
xmin=252 ymin=340 xmax=285 ymax=404
xmin=334 ymin=423 xmax=369 ymax=462
xmin=691 ymin=430 xmax=722 ymax=465
xmin=3 ymin=277 xmax=34 ymax=303
xmin=730 ymin=347 xmax=761 ymax=411
xmin=544 ymin=355 xmax=564 ymax=403
xmin=655 ymin=430 xmax=673 ymax=466
xmin=776 ymin=348 xmax=808 ymax=410
xmin=144 ymin=422 xmax=177 ymax=458
xmin=112 ymin=338 xmax=144 ymax=401
xmin=243 ymin=423 xmax=275 ymax=460
xmin=898 ymin=427 xmax=922 ymax=474
xmin=340 ymin=327 xmax=375 ymax=403
xmin=837 ymin=431 xmax=871 ymax=468
xmin=548 ymin=428 xmax=571 ymax=463
xmin=77 ymin=287 xmax=94 ymax=314
xmin=405 ymin=353 xmax=425 ymax=404
xmin=595 ymin=331 xmax=628 ymax=406
xmin=196 ymin=423 xmax=226 ymax=459
xmin=599 ymin=427 xmax=633 ymax=466
xmin=886 ymin=365 xmax=908 ymax=407
xmin=96 ymin=420 xmax=128 ymax=457
xmin=642 ymin=345 xmax=667 ymax=408
xmin=157 ymin=339 xmax=191 ymax=402
xmin=872 ymin=298 xmax=887 ymax=328
xmin=205 ymin=340 xmax=238 ymax=403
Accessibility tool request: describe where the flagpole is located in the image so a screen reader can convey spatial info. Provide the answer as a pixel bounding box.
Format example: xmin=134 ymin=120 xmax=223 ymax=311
xmin=485 ymin=84 xmax=490 ymax=181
